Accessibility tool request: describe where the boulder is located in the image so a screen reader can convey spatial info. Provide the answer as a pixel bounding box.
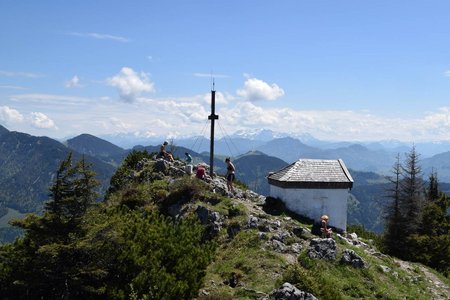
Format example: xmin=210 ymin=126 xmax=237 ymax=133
xmin=270 ymin=239 xmax=288 ymax=253
xmin=269 ymin=282 xmax=318 ymax=300
xmin=290 ymin=243 xmax=302 ymax=254
xmin=292 ymin=227 xmax=304 ymax=237
xmin=154 ymin=159 xmax=170 ymax=174
xmin=227 ymin=222 xmax=241 ymax=239
xmin=169 ymin=165 xmax=186 ymax=177
xmin=195 ymin=205 xmax=222 ymax=239
xmin=307 ymin=238 xmax=337 ymax=260
xmin=340 ymin=249 xmax=366 ymax=268
xmin=248 ymin=215 xmax=259 ymax=229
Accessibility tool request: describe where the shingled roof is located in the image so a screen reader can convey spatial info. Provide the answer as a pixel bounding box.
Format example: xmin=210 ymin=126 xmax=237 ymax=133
xmin=268 ymin=159 xmax=354 ymax=189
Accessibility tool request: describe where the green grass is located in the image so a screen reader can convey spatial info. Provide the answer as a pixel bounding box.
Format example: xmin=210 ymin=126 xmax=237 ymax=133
xmin=278 ymin=243 xmax=443 ymax=300
xmin=201 ymin=230 xmax=286 ymax=299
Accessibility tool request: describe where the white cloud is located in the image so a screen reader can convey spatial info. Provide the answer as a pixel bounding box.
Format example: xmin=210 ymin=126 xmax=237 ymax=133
xmin=65 ymin=75 xmax=82 ymax=88
xmin=0 ymin=70 xmax=43 ymax=78
xmin=30 ymin=112 xmax=57 ymax=129
xmin=68 ymin=32 xmax=129 ymax=43
xmin=106 ymin=67 xmax=155 ymax=102
xmin=237 ymin=77 xmax=285 ymax=101
xmin=216 ymin=104 xmax=450 ymax=142
xmin=10 ymin=93 xmax=92 ymax=105
xmin=202 ymin=91 xmax=234 ymax=105
xmin=109 ymin=117 xmax=131 ymax=131
xmin=445 ymin=71 xmax=450 ymax=77
xmin=0 ymin=85 xmax=27 ymax=90
xmin=0 ymin=106 xmax=24 ymax=124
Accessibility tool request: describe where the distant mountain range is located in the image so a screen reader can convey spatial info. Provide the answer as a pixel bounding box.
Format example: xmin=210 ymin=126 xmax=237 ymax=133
xmin=2 ymin=125 xmax=450 ymax=237
xmin=0 ymin=127 xmax=116 ymax=215
xmin=100 ymin=129 xmax=450 ymax=180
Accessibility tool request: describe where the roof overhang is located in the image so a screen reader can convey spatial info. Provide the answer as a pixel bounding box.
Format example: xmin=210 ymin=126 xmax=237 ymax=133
xmin=268 ymin=177 xmax=353 ymax=189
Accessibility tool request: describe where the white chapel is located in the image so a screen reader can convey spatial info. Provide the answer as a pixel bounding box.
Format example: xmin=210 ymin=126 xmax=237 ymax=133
xmin=267 ymin=159 xmax=354 ymax=231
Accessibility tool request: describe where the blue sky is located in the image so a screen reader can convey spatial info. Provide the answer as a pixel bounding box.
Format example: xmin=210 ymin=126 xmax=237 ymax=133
xmin=1 ymin=1 xmax=450 ymax=142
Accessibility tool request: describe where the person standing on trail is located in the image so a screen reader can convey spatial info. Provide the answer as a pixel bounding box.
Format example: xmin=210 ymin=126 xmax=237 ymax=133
xmin=225 ymin=157 xmax=235 ymax=195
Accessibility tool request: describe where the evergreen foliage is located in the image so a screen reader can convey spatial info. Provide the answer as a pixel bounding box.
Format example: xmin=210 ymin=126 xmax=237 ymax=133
xmin=107 ymin=150 xmax=154 ymax=195
xmin=0 ymin=151 xmax=216 ymax=299
xmin=383 ymin=147 xmax=450 ymax=276
xmin=383 ymin=154 xmax=405 ymax=256
xmin=409 ymin=177 xmax=450 ymax=276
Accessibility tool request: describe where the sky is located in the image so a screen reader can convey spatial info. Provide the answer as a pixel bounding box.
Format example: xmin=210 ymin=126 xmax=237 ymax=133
xmin=1 ymin=0 xmax=450 ymax=142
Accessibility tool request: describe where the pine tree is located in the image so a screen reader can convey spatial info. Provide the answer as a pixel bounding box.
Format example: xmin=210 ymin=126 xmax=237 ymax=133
xmin=384 ymin=147 xmax=425 ymax=259
xmin=4 ymin=153 xmax=100 ymax=298
xmin=384 ymin=154 xmax=405 ymax=256
xmin=409 ymin=171 xmax=450 ymax=276
xmin=400 ymin=145 xmax=424 ymax=238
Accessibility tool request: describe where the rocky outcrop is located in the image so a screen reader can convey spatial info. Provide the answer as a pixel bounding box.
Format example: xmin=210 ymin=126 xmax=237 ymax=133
xmin=269 ymin=282 xmax=318 ymax=300
xmin=195 ymin=205 xmax=223 ymax=239
xmin=307 ymin=238 xmax=337 ymax=260
xmin=340 ymin=249 xmax=366 ymax=268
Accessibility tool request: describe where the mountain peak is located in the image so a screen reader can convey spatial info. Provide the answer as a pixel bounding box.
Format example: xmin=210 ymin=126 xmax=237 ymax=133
xmin=67 ymin=133 xmax=125 ymax=158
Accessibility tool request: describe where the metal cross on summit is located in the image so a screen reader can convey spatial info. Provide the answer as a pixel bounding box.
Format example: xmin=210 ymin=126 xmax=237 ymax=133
xmin=208 ymin=80 xmax=218 ymax=176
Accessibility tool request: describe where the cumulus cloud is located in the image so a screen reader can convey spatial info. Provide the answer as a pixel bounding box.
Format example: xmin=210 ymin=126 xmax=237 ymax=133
xmin=445 ymin=71 xmax=450 ymax=77
xmin=0 ymin=106 xmax=24 ymax=124
xmin=30 ymin=112 xmax=57 ymax=129
xmin=107 ymin=67 xmax=155 ymax=102
xmin=216 ymin=104 xmax=450 ymax=142
xmin=65 ymin=75 xmax=82 ymax=88
xmin=68 ymin=32 xmax=129 ymax=43
xmin=237 ymin=77 xmax=285 ymax=101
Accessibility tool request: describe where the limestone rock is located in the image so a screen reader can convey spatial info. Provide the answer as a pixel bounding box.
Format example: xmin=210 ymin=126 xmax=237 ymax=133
xmin=248 ymin=215 xmax=259 ymax=229
xmin=154 ymin=159 xmax=170 ymax=174
xmin=340 ymin=249 xmax=366 ymax=268
xmin=307 ymin=238 xmax=337 ymax=260
xmin=269 ymin=282 xmax=318 ymax=300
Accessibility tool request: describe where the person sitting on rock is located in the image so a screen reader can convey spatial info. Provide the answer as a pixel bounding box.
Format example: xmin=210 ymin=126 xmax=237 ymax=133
xmin=320 ymin=215 xmax=332 ymax=238
xmin=159 ymin=141 xmax=174 ymax=162
xmin=185 ymin=152 xmax=193 ymax=164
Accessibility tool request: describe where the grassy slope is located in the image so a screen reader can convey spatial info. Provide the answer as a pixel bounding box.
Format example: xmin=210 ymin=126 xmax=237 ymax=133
xmin=196 ymin=197 xmax=450 ymax=299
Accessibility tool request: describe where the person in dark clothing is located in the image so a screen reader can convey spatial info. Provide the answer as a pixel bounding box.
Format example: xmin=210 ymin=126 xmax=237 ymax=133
xmin=185 ymin=152 xmax=193 ymax=164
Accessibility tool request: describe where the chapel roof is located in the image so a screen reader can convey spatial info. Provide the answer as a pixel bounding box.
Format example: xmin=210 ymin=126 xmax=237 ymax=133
xmin=267 ymin=159 xmax=354 ymax=189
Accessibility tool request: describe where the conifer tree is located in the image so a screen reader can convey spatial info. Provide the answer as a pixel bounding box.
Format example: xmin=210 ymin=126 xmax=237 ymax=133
xmin=3 ymin=153 xmax=100 ymax=298
xmin=384 ymin=147 xmax=425 ymax=259
xmin=409 ymin=172 xmax=450 ymax=276
xmin=384 ymin=154 xmax=404 ymax=256
xmin=400 ymin=145 xmax=424 ymax=238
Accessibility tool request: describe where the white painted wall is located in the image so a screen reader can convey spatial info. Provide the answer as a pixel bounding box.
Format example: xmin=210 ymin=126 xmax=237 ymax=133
xmin=269 ymin=185 xmax=349 ymax=231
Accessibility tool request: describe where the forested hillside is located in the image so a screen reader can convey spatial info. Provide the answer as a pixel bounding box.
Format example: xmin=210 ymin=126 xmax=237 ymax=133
xmin=0 ymin=130 xmax=115 ymax=213
xmin=67 ymin=133 xmax=128 ymax=166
